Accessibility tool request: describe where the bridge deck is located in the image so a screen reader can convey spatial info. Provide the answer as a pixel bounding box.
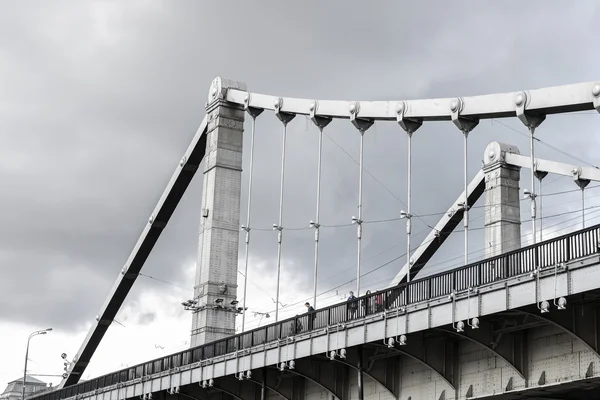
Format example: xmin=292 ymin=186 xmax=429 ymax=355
xmin=32 ymin=224 xmax=600 ymax=400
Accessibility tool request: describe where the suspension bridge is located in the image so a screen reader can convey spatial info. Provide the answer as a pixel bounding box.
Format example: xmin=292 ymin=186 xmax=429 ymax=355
xmin=28 ymin=78 xmax=600 ymax=400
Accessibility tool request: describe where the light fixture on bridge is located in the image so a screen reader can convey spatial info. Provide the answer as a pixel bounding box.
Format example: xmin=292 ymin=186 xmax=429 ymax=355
xmin=166 ymin=386 xmax=179 ymax=395
xmin=215 ymin=298 xmax=224 ymax=304
xmin=523 ymin=189 xmax=536 ymax=199
xmin=540 ymin=300 xmax=550 ymax=313
xmin=529 ymin=269 xmax=538 ymax=279
xmin=182 ymin=299 xmax=202 ymax=312
xmin=469 ymin=317 xmax=480 ymax=329
xmin=556 ymin=297 xmax=567 ymax=310
xmin=231 ymin=300 xmax=239 ymax=306
xmin=237 ymin=371 xmax=252 ymax=381
xmin=200 ymin=379 xmax=214 ymax=388
xmin=400 ymin=210 xmax=411 ymax=219
xmin=386 ymin=338 xmax=395 ymax=348
xmin=398 ymin=334 xmax=407 ymax=346
xmin=455 ymin=321 xmax=465 ymax=333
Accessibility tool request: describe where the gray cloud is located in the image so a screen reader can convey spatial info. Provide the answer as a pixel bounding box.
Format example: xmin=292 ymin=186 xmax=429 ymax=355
xmin=1 ymin=0 xmax=600 ymax=332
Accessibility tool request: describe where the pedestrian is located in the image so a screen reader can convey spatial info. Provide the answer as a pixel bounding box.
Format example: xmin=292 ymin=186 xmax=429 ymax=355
xmin=363 ymin=290 xmax=373 ymax=315
xmin=305 ymin=302 xmax=316 ymax=330
xmin=347 ymin=291 xmax=358 ymax=319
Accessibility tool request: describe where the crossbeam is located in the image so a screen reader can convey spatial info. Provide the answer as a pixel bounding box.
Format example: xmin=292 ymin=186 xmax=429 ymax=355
xmin=505 ymin=153 xmax=600 ymax=182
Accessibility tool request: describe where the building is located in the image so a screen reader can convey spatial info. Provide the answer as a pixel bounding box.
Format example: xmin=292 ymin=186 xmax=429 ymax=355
xmin=0 ymin=376 xmax=49 ymax=400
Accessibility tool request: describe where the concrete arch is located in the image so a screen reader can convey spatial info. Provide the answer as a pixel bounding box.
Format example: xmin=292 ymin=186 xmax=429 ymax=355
xmin=247 ymin=378 xmax=290 ymax=400
xmin=437 ymin=322 xmax=527 ymax=379
xmin=272 ymin=359 xmax=344 ymax=400
xmin=316 ymin=353 xmax=396 ymax=398
xmin=203 ymin=384 xmax=243 ymax=400
xmin=177 ymin=391 xmax=207 ymax=400
xmin=371 ymin=333 xmax=457 ymax=391
xmin=519 ymin=303 xmax=600 ymax=360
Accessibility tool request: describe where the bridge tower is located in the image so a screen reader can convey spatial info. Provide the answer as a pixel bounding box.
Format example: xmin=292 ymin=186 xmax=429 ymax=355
xmin=482 ymin=141 xmax=522 ymax=258
xmin=190 ymin=78 xmax=246 ymax=347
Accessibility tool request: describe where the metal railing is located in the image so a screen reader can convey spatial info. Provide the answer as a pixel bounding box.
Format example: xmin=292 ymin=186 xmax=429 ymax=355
xmin=34 ymin=224 xmax=600 ymax=400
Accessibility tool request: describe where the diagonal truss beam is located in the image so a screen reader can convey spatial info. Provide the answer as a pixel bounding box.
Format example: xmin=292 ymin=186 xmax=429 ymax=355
xmin=389 ymin=169 xmax=485 ymax=286
xmin=389 ymin=148 xmax=600 ymax=289
xmin=61 ymin=117 xmax=208 ymax=387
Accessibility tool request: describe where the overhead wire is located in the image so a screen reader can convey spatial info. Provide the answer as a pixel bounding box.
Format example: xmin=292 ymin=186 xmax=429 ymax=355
xmin=491 ymin=118 xmax=599 ymax=169
xmin=242 ymin=204 xmax=600 ymax=326
xmin=243 ymin=115 xmax=600 ymax=327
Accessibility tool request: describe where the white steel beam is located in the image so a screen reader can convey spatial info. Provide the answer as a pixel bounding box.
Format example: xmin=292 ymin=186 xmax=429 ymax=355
xmin=505 ymin=153 xmax=600 ymax=182
xmin=226 ymin=81 xmax=600 ymax=122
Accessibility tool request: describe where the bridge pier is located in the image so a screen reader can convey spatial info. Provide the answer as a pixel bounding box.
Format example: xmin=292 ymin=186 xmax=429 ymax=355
xmin=483 ymin=141 xmax=522 ymax=259
xmin=191 ymin=78 xmax=247 ymax=346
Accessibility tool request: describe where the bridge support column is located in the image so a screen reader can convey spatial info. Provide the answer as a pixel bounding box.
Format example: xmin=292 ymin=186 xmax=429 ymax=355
xmin=191 ymin=77 xmax=247 ymax=346
xmin=482 ymin=141 xmax=522 ymax=259
xmin=357 ymin=349 xmax=364 ymax=400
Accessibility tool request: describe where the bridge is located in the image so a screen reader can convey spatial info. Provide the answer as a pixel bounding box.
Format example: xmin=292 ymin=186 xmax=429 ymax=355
xmin=30 ymin=79 xmax=600 ymax=400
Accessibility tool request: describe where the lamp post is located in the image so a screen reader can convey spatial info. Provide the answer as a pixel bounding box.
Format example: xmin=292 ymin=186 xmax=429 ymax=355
xmin=23 ymin=329 xmax=52 ymax=400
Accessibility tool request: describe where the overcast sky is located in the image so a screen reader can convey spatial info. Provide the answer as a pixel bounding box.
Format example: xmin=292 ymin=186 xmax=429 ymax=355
xmin=2 ymin=0 xmax=600 ymax=390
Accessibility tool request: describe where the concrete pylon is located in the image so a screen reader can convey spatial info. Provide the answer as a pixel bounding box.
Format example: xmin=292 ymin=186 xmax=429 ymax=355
xmin=191 ymin=77 xmax=246 ymax=347
xmin=482 ymin=141 xmax=522 ymax=259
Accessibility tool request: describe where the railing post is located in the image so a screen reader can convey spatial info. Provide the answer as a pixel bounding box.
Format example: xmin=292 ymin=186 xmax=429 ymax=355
xmin=428 ymin=278 xmax=431 ymax=299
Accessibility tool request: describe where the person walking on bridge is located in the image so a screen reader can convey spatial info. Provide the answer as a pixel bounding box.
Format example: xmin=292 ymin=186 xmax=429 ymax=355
xmin=305 ymin=302 xmax=316 ymax=330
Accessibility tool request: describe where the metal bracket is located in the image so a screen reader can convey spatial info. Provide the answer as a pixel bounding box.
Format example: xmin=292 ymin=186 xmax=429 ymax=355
xmin=274 ymin=97 xmax=295 ymax=125
xmin=396 ymin=101 xmax=422 ymax=134
xmin=243 ymin=93 xmax=264 ymax=118
xmin=309 ymin=100 xmax=332 ymax=129
xmin=593 ymin=83 xmax=600 ymax=113
xmin=515 ymin=91 xmax=546 ymax=129
xmin=572 ymin=166 xmax=591 ymax=189
xmin=450 ymin=97 xmax=479 ymax=134
xmin=349 ymin=101 xmax=374 ymax=132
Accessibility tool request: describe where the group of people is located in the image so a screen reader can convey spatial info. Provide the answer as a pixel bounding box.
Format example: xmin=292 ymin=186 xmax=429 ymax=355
xmin=289 ymin=289 xmax=386 ymax=335
xmin=345 ymin=290 xmax=385 ymax=317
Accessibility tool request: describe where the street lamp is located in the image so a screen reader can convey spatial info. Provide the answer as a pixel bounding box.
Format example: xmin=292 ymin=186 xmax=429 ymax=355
xmin=23 ymin=329 xmax=52 ymax=400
